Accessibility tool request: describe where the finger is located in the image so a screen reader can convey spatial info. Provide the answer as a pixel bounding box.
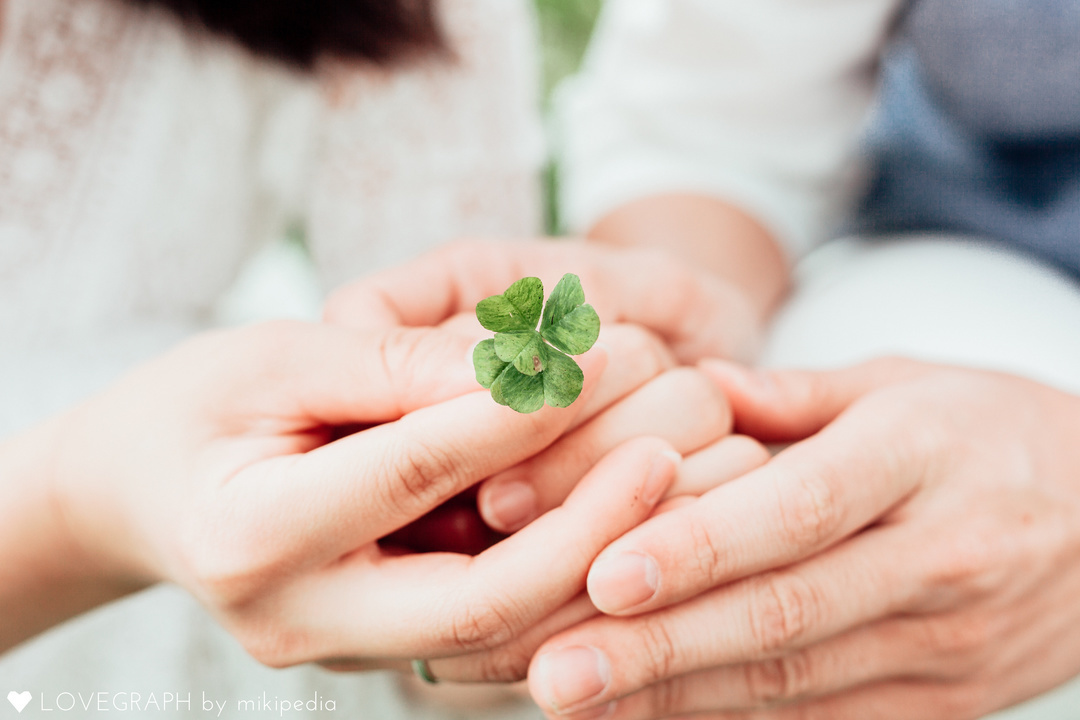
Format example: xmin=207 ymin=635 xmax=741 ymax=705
xmin=557 ymin=615 xmax=968 ymax=720
xmin=203 ymin=320 xmax=484 ymax=428
xmin=698 ymin=356 xmax=929 ymax=443
xmin=530 ymin=526 xmax=924 ymax=715
xmin=184 ymin=349 xmax=607 ymax=592
xmin=330 ymin=595 xmax=603 ymax=680
xmin=324 ymin=238 xmax=752 ymax=361
xmin=280 ymin=438 xmax=681 ymax=662
xmin=570 ymin=324 xmax=677 ymax=430
xmin=672 ymin=435 xmax=771 ymax=497
xmin=479 ymin=368 xmax=730 ymax=532
xmin=557 ymin=680 xmax=981 ymax=720
xmin=427 ymin=594 xmax=601 ymax=683
xmin=584 ymin=391 xmax=928 ymax=617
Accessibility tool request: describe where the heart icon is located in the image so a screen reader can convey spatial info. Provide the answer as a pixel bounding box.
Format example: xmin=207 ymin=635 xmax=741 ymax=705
xmin=7 ymin=691 xmax=31 ymax=713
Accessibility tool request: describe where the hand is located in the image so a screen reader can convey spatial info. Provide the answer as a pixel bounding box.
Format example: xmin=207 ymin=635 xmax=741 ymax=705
xmin=369 ymin=316 xmax=681 ymax=554
xmin=0 ymin=320 xmax=680 ymax=665
xmin=476 ymin=366 xmax=769 ymax=533
xmin=524 ymin=357 xmax=1080 ymax=719
xmin=383 ymin=368 xmax=771 ymax=684
xmin=323 ymin=238 xmax=763 ymax=363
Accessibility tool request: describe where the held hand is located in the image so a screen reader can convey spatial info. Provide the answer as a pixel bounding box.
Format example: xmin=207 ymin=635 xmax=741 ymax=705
xmin=525 ymin=358 xmax=1080 ymax=719
xmin=387 ymin=369 xmax=771 ymax=684
xmin=477 ymin=366 xmax=769 ymax=534
xmin=323 ymin=238 xmax=763 ymax=363
xmin=10 ymin=320 xmax=681 ymax=665
xmin=372 ymin=316 xmax=680 ymax=554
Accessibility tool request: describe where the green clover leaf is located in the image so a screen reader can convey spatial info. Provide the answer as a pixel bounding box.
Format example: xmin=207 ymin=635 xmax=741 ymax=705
xmin=475 ymin=276 xmax=543 ymax=333
xmin=472 ymin=274 xmax=599 ymax=413
xmin=540 ymin=273 xmax=601 ymax=355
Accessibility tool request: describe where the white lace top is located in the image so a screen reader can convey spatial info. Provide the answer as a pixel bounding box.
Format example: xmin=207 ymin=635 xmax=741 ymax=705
xmin=0 ymin=0 xmax=545 ymax=715
xmin=0 ymin=0 xmax=544 ymax=435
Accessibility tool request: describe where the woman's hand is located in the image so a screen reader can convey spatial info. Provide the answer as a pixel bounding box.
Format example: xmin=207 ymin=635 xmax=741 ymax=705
xmin=323 ymin=238 xmax=764 ymax=363
xmin=0 ymin=320 xmax=680 ymax=666
xmin=523 ymin=358 xmax=1080 ymax=719
xmin=476 ymin=366 xmax=768 ymax=534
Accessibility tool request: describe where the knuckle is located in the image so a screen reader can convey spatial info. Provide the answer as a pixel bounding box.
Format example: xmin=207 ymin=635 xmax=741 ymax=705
xmin=924 ymin=532 xmax=1002 ymax=599
xmin=385 ymin=328 xmax=470 ymax=405
xmin=637 ymin=616 xmax=681 ymax=683
xmin=441 ymin=599 xmax=518 ymax=653
xmin=744 ymin=652 xmax=814 ymax=705
xmin=918 ymin=615 xmax=996 ymax=667
xmin=687 ymin=515 xmax=729 ymax=588
xmin=776 ymin=465 xmax=843 ymax=552
xmin=375 ymin=328 xmax=418 ymax=405
xmin=384 ymin=432 xmax=463 ymax=512
xmin=748 ymin=572 xmax=820 ymax=655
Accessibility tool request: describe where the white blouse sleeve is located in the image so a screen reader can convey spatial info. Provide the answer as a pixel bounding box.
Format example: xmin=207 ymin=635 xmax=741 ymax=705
xmin=555 ymin=0 xmax=902 ymax=258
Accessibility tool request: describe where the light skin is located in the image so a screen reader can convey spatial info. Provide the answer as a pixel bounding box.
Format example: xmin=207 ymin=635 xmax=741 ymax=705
xmin=1 ymin=240 xmax=764 ymax=665
xmin=523 ymin=357 xmax=1080 ymax=720
xmin=0 ymin=319 xmax=679 ymax=657
xmin=328 ymin=198 xmax=1080 ymax=719
xmin=322 ymin=229 xmax=786 ymax=365
xmin=323 ymin=232 xmax=784 ymax=533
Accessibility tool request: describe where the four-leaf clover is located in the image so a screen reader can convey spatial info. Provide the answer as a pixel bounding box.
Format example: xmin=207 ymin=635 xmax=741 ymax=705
xmin=472 ymin=274 xmax=601 ymax=413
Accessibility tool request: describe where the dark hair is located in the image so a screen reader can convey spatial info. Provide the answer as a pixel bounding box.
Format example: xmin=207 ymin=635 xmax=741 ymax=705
xmin=124 ymin=0 xmax=443 ymax=69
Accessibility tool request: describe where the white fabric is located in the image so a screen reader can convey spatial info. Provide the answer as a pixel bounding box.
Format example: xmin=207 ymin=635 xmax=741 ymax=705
xmin=555 ymin=0 xmax=902 ymax=256
xmin=0 ymin=0 xmax=544 ymax=715
xmin=765 ymin=236 xmax=1080 ymax=719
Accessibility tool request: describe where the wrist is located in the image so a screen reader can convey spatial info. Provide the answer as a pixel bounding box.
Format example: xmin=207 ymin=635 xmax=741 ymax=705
xmin=0 ymin=413 xmax=144 ymax=650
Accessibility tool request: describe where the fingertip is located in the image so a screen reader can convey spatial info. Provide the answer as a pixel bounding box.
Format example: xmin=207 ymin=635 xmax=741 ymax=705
xmin=587 ymin=550 xmax=660 ymax=616
xmin=645 ymin=448 xmax=681 ymax=507
xmin=577 ymin=343 xmax=610 ymax=382
xmin=697 ymin=358 xmax=771 ymax=396
xmin=578 ymin=440 xmax=679 ymax=617
xmin=478 ymin=475 xmax=538 ymax=533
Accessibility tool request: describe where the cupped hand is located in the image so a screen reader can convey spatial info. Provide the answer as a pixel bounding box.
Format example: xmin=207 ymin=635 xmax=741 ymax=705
xmin=323 ymin=238 xmax=762 ymax=363
xmin=524 ymin=357 xmax=1080 ymax=719
xmin=37 ymin=320 xmax=681 ymax=667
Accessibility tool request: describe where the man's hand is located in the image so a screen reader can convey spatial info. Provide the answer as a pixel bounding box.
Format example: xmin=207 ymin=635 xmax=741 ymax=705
xmin=523 ymin=358 xmax=1080 ymax=719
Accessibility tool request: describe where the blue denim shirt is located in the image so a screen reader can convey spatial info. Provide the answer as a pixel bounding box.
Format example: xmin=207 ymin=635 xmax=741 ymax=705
xmin=855 ymin=0 xmax=1080 ymax=275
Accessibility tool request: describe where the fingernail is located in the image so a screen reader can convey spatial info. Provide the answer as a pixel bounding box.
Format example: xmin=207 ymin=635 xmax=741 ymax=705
xmin=588 ymin=552 xmax=659 ymax=613
xmin=643 ymin=450 xmax=681 ymax=506
xmin=483 ymin=480 xmax=538 ymax=532
xmin=535 ymin=646 xmax=611 ymax=714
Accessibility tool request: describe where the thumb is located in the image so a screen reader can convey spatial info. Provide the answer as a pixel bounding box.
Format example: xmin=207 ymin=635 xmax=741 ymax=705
xmin=204 ymin=320 xmax=486 ymax=427
xmin=698 ymin=356 xmax=928 ymax=442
